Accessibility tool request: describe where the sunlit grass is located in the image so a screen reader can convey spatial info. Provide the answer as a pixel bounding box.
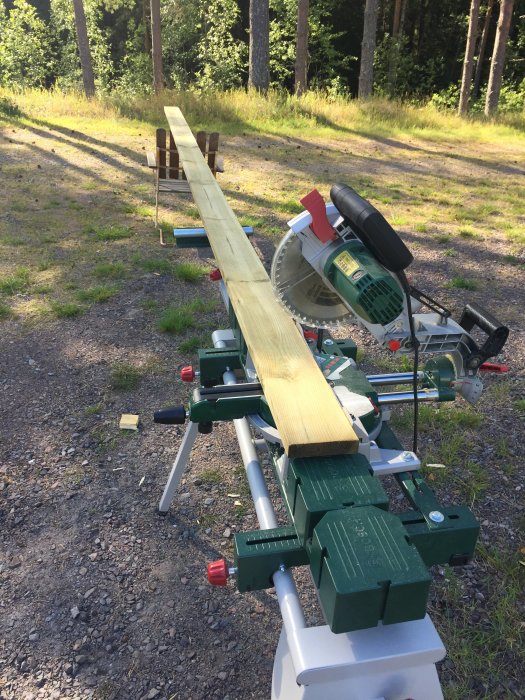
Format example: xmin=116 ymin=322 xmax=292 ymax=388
xmin=4 ymin=88 xmax=524 ymax=145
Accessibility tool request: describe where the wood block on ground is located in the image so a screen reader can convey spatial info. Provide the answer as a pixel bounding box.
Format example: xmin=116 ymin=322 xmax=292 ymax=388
xmin=119 ymin=414 xmax=139 ymax=431
xmin=164 ymin=106 xmax=359 ymax=458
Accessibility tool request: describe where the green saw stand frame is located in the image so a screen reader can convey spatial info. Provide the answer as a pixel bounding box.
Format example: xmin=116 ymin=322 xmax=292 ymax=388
xmin=155 ymin=289 xmax=479 ymax=700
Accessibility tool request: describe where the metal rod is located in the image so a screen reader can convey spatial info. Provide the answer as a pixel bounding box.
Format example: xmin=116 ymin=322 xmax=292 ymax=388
xmin=173 ymin=226 xmax=253 ymax=238
xmin=377 ymin=389 xmax=440 ymax=405
xmin=367 ymin=371 xmax=425 ymax=386
xmin=214 ymin=337 xmax=307 ymax=634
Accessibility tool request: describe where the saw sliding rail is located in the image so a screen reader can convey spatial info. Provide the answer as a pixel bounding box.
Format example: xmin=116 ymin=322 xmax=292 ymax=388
xmin=158 ymin=331 xmax=446 ymax=700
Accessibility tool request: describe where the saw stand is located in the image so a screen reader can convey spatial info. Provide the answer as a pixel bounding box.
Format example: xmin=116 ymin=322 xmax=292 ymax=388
xmin=158 ymin=330 xmax=447 ymax=700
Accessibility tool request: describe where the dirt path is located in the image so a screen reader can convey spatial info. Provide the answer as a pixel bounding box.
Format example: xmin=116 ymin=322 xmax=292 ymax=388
xmin=1 ymin=109 xmax=524 ymax=700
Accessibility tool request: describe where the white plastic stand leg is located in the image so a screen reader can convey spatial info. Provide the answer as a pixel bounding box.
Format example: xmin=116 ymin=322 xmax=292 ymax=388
xmin=158 ymin=421 xmax=198 ymax=513
xmin=271 ymin=617 xmax=445 ymax=700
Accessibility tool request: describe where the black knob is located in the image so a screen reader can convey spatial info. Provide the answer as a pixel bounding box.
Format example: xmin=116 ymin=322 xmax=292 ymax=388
xmin=154 ymin=406 xmax=187 ymax=425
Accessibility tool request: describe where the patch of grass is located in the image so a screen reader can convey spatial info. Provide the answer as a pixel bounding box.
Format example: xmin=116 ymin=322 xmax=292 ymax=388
xmin=50 ymin=301 xmax=83 ymax=318
xmin=200 ymin=468 xmax=222 ymax=483
xmin=158 ymin=299 xmax=216 ymax=334
xmin=503 ymin=254 xmax=525 ymax=270
xmin=275 ymin=196 xmax=304 ymax=214
xmin=436 ymin=548 xmax=523 ymax=699
xmin=110 ymin=362 xmax=142 ymax=390
xmin=37 ymin=259 xmax=52 ymax=272
xmin=88 ymin=225 xmax=133 ymax=241
xmin=84 ymin=403 xmax=103 ymax=415
xmin=93 ymin=262 xmax=127 ymax=279
xmin=443 ymin=247 xmax=457 ymax=257
xmin=33 ymin=284 xmax=52 ymax=295
xmin=414 ymin=222 xmax=428 ymax=233
xmin=504 ymin=227 xmax=525 ymax=245
xmin=158 ymin=305 xmax=195 ymax=333
xmin=458 ymin=226 xmax=480 ymax=239
xmin=445 ymin=276 xmax=478 ymax=290
xmin=0 ymin=266 xmax=31 ymax=295
xmin=134 ymin=256 xmax=172 ymax=274
xmin=0 ymin=233 xmax=28 ymax=246
xmin=436 ymin=234 xmax=451 ymax=244
xmin=515 ymin=399 xmax=525 ymax=412
xmin=142 ymin=299 xmax=160 ymax=311
xmin=179 ymin=335 xmax=209 ymax=352
xmin=0 ymin=302 xmax=14 ymax=320
xmin=173 ymin=262 xmax=209 ymax=282
xmin=76 ymin=285 xmax=118 ymax=303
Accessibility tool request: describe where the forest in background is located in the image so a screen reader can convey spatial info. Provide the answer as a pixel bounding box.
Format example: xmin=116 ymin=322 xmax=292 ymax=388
xmin=0 ymin=0 xmax=524 ymax=116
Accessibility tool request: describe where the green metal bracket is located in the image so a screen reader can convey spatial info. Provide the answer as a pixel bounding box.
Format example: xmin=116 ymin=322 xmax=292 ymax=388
xmin=284 ymin=453 xmax=389 ymax=545
xmin=233 ymin=527 xmax=308 ymax=592
xmin=424 ymin=355 xmax=456 ymax=402
xmin=309 ymin=506 xmax=431 ymax=633
xmin=189 ymin=394 xmax=270 ymax=423
xmin=400 ymin=506 xmax=479 ymax=567
xmin=197 ymin=347 xmax=243 ymax=387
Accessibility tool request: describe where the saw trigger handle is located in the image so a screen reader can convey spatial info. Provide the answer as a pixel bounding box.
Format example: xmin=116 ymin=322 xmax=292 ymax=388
xmin=330 ymin=183 xmax=413 ymax=273
xmin=459 ymin=302 xmax=509 ymax=370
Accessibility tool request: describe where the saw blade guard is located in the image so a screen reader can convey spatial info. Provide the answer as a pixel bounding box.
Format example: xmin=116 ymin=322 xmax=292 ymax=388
xmin=271 ymin=231 xmax=353 ymax=328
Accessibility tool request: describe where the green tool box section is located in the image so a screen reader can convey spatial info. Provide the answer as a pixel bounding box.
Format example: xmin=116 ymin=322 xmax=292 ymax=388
xmin=233 ymin=527 xmax=308 ymax=592
xmin=285 ymin=453 xmax=389 ymax=544
xmin=310 ymin=506 xmax=431 ymax=634
xmin=399 ymin=506 xmax=479 ymax=567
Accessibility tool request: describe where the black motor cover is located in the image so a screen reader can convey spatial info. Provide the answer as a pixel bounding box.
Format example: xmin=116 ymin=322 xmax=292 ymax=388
xmin=330 ymin=183 xmax=413 ymax=273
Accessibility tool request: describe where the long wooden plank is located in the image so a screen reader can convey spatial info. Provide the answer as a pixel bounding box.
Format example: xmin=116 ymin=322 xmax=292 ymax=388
xmin=165 ymin=107 xmax=359 ymax=458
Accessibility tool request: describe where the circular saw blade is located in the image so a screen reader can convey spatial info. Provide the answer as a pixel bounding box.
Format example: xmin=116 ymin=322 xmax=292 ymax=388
xmin=270 ymin=231 xmax=352 ymax=328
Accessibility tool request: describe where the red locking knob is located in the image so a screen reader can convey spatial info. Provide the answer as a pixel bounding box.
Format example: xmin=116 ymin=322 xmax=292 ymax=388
xmin=207 ymin=559 xmax=229 ymax=586
xmin=388 ymin=340 xmax=401 ymax=352
xmin=303 ymin=330 xmax=318 ymax=341
xmin=479 ymin=362 xmax=509 ymax=373
xmin=209 ymin=268 xmax=222 ymax=281
xmin=180 ymin=366 xmax=195 ymax=382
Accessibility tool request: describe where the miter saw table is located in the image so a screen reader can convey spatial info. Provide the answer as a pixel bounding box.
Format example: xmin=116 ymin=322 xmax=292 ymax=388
xmin=155 ymin=184 xmax=509 ymax=699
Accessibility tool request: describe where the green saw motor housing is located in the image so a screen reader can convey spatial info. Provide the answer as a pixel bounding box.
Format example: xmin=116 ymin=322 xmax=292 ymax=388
xmin=324 ymin=240 xmax=404 ymax=325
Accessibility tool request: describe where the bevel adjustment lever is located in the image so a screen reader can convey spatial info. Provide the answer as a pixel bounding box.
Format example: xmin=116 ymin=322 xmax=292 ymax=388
xmin=153 ymin=406 xmax=187 ymax=425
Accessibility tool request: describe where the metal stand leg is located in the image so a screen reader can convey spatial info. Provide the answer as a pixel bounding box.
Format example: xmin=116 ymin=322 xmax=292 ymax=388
xmin=158 ymin=421 xmax=198 ymax=514
xmin=271 ymin=620 xmax=444 ymax=700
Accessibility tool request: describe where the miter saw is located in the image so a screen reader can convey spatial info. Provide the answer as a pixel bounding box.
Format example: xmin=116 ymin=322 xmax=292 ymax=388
xmin=155 ymin=183 xmax=509 ymax=700
xmin=270 ymin=183 xmax=508 ymax=453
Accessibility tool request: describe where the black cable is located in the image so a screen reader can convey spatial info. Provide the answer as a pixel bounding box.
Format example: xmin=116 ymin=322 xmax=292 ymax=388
xmin=397 ymin=272 xmax=420 ymax=454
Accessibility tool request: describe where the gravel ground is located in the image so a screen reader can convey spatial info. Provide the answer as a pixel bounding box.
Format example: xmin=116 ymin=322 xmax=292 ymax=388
xmin=1 ymin=113 xmax=524 ymax=700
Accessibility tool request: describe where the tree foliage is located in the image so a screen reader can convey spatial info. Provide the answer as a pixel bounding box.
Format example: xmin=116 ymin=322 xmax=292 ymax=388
xmin=0 ymin=0 xmax=523 ymax=114
xmin=0 ymin=0 xmax=55 ymax=88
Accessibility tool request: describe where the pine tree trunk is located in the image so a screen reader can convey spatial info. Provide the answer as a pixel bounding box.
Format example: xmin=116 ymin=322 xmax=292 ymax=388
xmin=359 ymin=0 xmax=379 ymax=98
xmin=485 ymin=0 xmax=514 ymax=116
xmin=150 ymin=0 xmax=163 ymax=94
xmin=72 ymin=0 xmax=95 ymax=98
xmin=388 ymin=0 xmax=404 ymax=95
xmin=249 ymin=0 xmax=269 ymax=93
xmin=295 ymin=0 xmax=309 ymax=96
xmin=473 ymin=0 xmax=495 ymax=99
xmin=392 ymin=0 xmax=402 ymax=36
xmin=143 ymin=0 xmax=152 ymax=54
xmin=458 ymin=0 xmax=481 ymax=115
